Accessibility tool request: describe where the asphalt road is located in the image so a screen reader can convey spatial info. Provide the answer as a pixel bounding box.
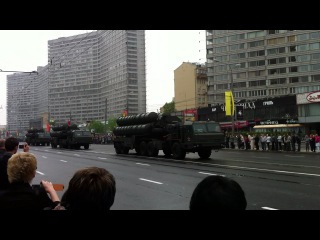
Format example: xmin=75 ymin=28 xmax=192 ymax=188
xmin=25 ymin=143 xmax=320 ymax=210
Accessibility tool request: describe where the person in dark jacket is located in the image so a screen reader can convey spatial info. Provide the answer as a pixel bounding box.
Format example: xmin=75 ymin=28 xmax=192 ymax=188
xmin=0 ymin=137 xmax=30 ymax=190
xmin=0 ymin=152 xmax=60 ymax=210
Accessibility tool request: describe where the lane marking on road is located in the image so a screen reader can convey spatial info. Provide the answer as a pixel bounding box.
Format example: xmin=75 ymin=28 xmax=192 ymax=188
xmin=36 ymin=171 xmax=45 ymax=175
xmin=136 ymin=163 xmax=150 ymax=166
xmin=199 ymin=172 xmax=225 ymax=176
xmin=74 ymin=154 xmax=80 ymax=157
xmin=98 ymin=157 xmax=107 ymax=160
xmin=139 ymin=178 xmax=163 ymax=184
xmin=42 ymin=156 xmax=47 ymax=159
xmin=262 ymin=207 xmax=279 ymax=210
xmin=45 ymin=150 xmax=49 ymax=152
xmin=60 ymin=160 xmax=67 ymax=162
xmin=284 ymin=155 xmax=304 ymax=158
xmin=181 ymin=161 xmax=320 ymax=177
xmin=57 ymin=152 xmax=62 ymax=154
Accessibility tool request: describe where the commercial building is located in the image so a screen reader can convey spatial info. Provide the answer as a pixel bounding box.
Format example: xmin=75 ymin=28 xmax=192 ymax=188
xmin=174 ymin=62 xmax=207 ymax=111
xmin=7 ymin=30 xmax=146 ymax=131
xmin=206 ymin=30 xmax=320 ymax=103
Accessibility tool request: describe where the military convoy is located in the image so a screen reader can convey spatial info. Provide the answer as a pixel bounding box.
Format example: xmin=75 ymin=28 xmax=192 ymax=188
xmin=25 ymin=129 xmax=51 ymax=146
xmin=113 ymin=112 xmax=225 ymax=160
xmin=50 ymin=124 xmax=92 ymax=149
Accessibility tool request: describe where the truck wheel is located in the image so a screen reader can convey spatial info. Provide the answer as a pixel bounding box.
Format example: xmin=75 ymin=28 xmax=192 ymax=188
xmin=115 ymin=147 xmax=122 ymax=154
xmin=84 ymin=144 xmax=89 ymax=150
xmin=140 ymin=141 xmax=148 ymax=156
xmin=198 ymin=148 xmax=212 ymax=159
xmin=147 ymin=142 xmax=159 ymax=157
xmin=122 ymin=147 xmax=129 ymax=154
xmin=172 ymin=142 xmax=186 ymax=160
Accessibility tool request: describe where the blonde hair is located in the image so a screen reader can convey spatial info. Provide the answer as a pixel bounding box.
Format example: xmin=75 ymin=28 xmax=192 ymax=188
xmin=7 ymin=152 xmax=37 ymax=184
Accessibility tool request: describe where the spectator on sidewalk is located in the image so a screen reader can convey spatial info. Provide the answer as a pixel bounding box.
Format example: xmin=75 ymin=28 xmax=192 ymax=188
xmin=305 ymin=134 xmax=310 ymax=152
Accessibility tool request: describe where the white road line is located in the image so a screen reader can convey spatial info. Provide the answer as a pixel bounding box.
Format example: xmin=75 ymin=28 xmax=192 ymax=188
xmin=180 ymin=161 xmax=320 ymax=177
xmin=36 ymin=171 xmax=45 ymax=175
xmin=42 ymin=156 xmax=47 ymax=159
xmin=60 ymin=160 xmax=67 ymax=162
xmin=57 ymin=152 xmax=62 ymax=154
xmin=284 ymin=155 xmax=304 ymax=158
xmin=74 ymin=154 xmax=80 ymax=157
xmin=262 ymin=207 xmax=279 ymax=210
xmin=98 ymin=157 xmax=107 ymax=160
xmin=45 ymin=150 xmax=49 ymax=152
xmin=136 ymin=163 xmax=150 ymax=166
xmin=139 ymin=178 xmax=163 ymax=184
xmin=199 ymin=172 xmax=225 ymax=176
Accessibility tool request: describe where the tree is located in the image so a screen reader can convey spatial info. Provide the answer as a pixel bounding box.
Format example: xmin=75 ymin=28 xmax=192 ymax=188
xmin=162 ymin=101 xmax=175 ymax=113
xmin=107 ymin=117 xmax=117 ymax=132
xmin=88 ymin=120 xmax=105 ymax=134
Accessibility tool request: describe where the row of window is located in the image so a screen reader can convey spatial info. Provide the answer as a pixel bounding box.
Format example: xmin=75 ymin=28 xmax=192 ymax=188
xmin=209 ymin=41 xmax=320 ymax=55
xmin=211 ymin=84 xmax=320 ymax=101
xmin=207 ymin=31 xmax=320 ymax=44
xmin=213 ymin=74 xmax=320 ymax=90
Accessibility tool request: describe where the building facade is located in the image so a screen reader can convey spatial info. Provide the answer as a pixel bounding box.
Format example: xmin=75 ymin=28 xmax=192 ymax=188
xmin=174 ymin=62 xmax=207 ymax=111
xmin=7 ymin=30 xmax=146 ymax=131
xmin=206 ymin=30 xmax=320 ymax=104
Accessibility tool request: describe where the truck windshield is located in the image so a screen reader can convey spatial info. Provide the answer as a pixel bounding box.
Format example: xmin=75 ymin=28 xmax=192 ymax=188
xmin=193 ymin=122 xmax=221 ymax=133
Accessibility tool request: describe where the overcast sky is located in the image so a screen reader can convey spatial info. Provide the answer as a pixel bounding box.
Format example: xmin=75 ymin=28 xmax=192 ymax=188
xmin=0 ymin=30 xmax=206 ymax=125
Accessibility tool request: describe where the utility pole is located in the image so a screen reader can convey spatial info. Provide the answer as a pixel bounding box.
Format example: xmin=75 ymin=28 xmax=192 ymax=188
xmin=105 ymin=98 xmax=107 ymax=134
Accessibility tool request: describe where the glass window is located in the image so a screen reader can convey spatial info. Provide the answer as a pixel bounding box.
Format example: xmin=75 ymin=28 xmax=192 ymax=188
xmin=278 ymin=47 xmax=285 ymax=53
xmin=249 ymin=61 xmax=257 ymax=67
xmin=297 ymin=34 xmax=309 ymax=41
xmin=298 ymin=55 xmax=310 ymax=62
xmin=290 ymin=46 xmax=297 ymax=52
xmin=239 ymin=43 xmax=245 ymax=49
xmin=239 ymin=53 xmax=246 ymax=58
xmin=297 ymin=44 xmax=309 ymax=51
xmin=310 ymin=32 xmax=320 ymax=39
xmin=311 ymin=64 xmax=320 ymax=71
xmin=299 ymin=65 xmax=309 ymax=72
xmin=289 ymin=77 xmax=299 ymax=83
xmin=289 ymin=56 xmax=296 ymax=62
xmin=268 ymin=59 xmax=277 ymax=64
xmin=312 ymin=74 xmax=320 ymax=81
xmin=267 ymin=48 xmax=277 ymax=55
xmin=312 ymin=53 xmax=320 ymax=60
xmin=278 ymin=57 xmax=286 ymax=63
xmin=289 ymin=66 xmax=298 ymax=72
xmin=300 ymin=76 xmax=308 ymax=82
xmin=279 ymin=68 xmax=286 ymax=74
xmin=258 ymin=50 xmax=265 ymax=56
xmin=310 ymin=42 xmax=320 ymax=50
xmin=249 ymin=51 xmax=256 ymax=57
xmin=288 ymin=36 xmax=297 ymax=42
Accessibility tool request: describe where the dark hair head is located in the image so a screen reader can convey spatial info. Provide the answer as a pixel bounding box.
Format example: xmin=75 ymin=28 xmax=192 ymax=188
xmin=189 ymin=175 xmax=247 ymax=210
xmin=61 ymin=167 xmax=116 ymax=211
xmin=5 ymin=137 xmax=19 ymax=152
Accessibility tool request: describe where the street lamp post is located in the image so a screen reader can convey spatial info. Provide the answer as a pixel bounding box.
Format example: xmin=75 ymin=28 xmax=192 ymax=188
xmin=105 ymin=98 xmax=107 ymax=135
xmin=213 ymin=59 xmax=240 ymax=137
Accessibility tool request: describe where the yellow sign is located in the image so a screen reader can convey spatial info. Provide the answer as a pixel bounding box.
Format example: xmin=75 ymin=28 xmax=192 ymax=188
xmin=225 ymin=91 xmax=234 ymax=116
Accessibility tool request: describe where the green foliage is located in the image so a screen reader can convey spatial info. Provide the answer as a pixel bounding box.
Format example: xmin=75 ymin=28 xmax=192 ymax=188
xmin=162 ymin=101 xmax=175 ymax=113
xmin=107 ymin=117 xmax=117 ymax=132
xmin=88 ymin=120 xmax=105 ymax=133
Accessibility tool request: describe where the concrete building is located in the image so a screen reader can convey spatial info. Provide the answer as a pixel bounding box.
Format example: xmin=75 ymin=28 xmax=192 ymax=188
xmin=7 ymin=30 xmax=146 ymax=131
xmin=174 ymin=62 xmax=207 ymax=111
xmin=206 ymin=30 xmax=320 ymax=104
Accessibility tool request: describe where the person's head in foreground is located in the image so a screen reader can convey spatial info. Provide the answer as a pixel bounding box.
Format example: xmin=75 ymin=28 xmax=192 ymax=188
xmin=189 ymin=175 xmax=247 ymax=210
xmin=61 ymin=167 xmax=116 ymax=211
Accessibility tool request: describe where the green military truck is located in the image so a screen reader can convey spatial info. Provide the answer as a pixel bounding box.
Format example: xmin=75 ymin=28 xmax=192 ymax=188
xmin=26 ymin=129 xmax=51 ymax=146
xmin=50 ymin=124 xmax=92 ymax=150
xmin=113 ymin=112 xmax=225 ymax=160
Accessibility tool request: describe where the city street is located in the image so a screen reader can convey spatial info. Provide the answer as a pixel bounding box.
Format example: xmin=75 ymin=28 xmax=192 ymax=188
xmin=27 ymin=143 xmax=320 ymax=210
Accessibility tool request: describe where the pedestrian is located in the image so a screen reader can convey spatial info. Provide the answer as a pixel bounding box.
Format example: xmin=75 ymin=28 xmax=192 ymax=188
xmin=189 ymin=175 xmax=247 ymax=210
xmin=0 ymin=137 xmax=29 ymax=190
xmin=305 ymin=134 xmax=310 ymax=152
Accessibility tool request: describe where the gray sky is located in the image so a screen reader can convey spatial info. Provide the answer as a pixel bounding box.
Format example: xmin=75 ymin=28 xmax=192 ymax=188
xmin=0 ymin=30 xmax=206 ymax=125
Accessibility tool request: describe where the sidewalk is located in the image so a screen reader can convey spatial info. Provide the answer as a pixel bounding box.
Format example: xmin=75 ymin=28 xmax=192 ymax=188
xmin=221 ymin=146 xmax=315 ymax=155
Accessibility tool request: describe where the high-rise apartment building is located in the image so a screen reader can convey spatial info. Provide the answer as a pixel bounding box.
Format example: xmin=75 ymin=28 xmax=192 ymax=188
xmin=206 ymin=30 xmax=320 ymax=104
xmin=7 ymin=30 xmax=146 ymax=131
xmin=174 ymin=62 xmax=207 ymax=111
